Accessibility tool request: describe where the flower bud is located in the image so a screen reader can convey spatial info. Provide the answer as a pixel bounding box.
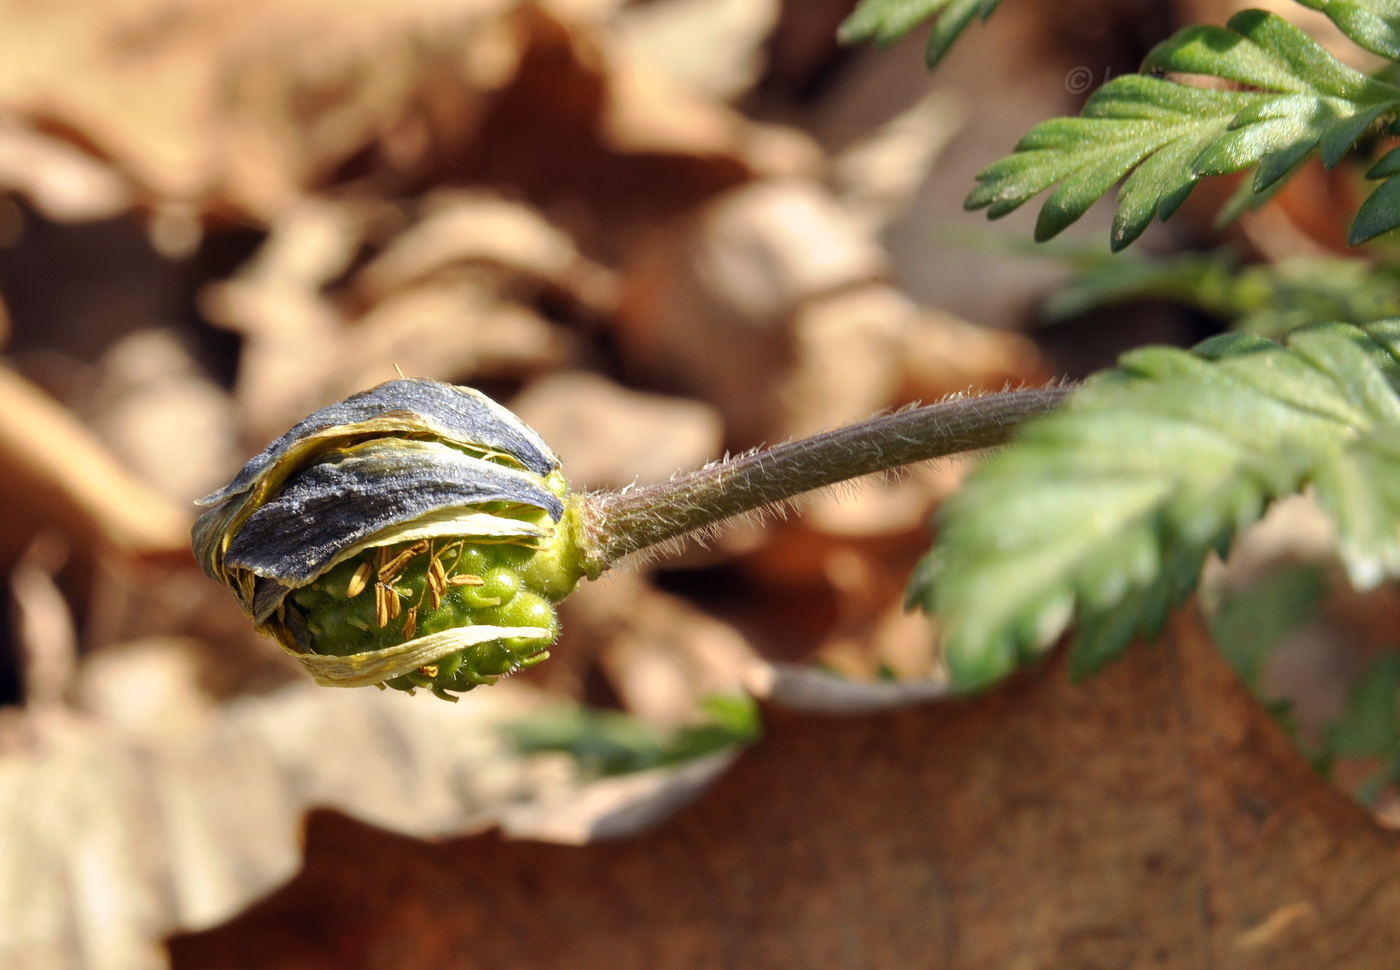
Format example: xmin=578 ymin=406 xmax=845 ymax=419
xmin=192 ymin=379 xmax=587 ymax=699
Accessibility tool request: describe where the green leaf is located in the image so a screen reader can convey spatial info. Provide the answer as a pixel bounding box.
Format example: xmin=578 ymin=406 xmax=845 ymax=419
xmin=1147 ymin=10 xmax=1396 ymax=101
xmin=924 ymin=0 xmax=1000 ymax=66
xmin=913 ymin=323 xmax=1400 ymax=691
xmin=1323 ymin=648 xmax=1400 ymax=805
xmin=1297 ymin=0 xmax=1400 ymax=60
xmin=503 ymin=694 xmax=759 ymax=777
xmin=1351 ymin=172 xmax=1400 ymax=242
xmin=1367 ymin=144 xmax=1400 ymax=177
xmin=966 ymin=10 xmax=1400 ymax=251
xmin=967 ymin=76 xmax=1251 ymax=250
xmin=1207 ymin=564 xmax=1327 ymax=690
xmin=1327 ymin=652 xmax=1400 ymax=757
xmin=838 ymin=0 xmax=1002 ymax=67
xmin=1035 ymin=244 xmax=1400 ymax=335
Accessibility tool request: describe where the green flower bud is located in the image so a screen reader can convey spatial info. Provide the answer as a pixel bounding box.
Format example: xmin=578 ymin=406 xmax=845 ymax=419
xmin=192 ymin=379 xmax=588 ymax=699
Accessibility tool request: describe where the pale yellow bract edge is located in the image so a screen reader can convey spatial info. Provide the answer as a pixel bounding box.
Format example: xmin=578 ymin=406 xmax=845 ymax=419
xmin=292 ymin=624 xmax=552 ymax=687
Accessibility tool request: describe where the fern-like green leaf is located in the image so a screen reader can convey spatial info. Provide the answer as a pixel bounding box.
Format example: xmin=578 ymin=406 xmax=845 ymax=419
xmin=910 ymin=321 xmax=1400 ymax=691
xmin=1037 ymin=246 xmax=1400 ymax=335
xmin=1355 ymin=128 xmax=1400 ymax=242
xmin=965 ymin=9 xmax=1400 ymax=251
xmin=1297 ymin=0 xmax=1400 ymax=60
xmin=838 ymin=0 xmax=1003 ymax=67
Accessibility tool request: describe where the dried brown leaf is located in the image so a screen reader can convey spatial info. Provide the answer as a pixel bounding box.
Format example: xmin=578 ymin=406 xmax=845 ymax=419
xmin=0 ymin=365 xmax=189 ymax=568
xmin=510 ymin=372 xmax=723 ymax=490
xmin=612 ymin=0 xmax=780 ymax=103
xmin=561 ymin=570 xmax=766 ymax=726
xmin=87 ymin=331 xmax=242 ymax=504
xmin=0 ymin=119 xmax=133 ymax=222
xmin=359 ymin=195 xmax=575 ymax=295
xmin=172 ymin=609 xmax=1400 ymax=969
xmin=0 ymin=0 xmax=522 ymax=217
xmin=0 ymin=678 xmax=585 ymax=970
xmin=331 ymin=278 xmax=561 ymax=397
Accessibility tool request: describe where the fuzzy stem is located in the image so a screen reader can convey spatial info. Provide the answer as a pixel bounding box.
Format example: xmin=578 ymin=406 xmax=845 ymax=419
xmin=577 ymin=385 xmax=1070 ymax=575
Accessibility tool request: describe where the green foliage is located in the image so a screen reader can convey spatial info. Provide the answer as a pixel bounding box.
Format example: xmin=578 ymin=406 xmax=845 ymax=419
xmin=1204 ymin=562 xmax=1323 ymax=760
xmin=856 ymin=1 xmax=1400 ymax=711
xmin=942 ymin=230 xmax=1400 ymax=334
xmin=1205 ymin=567 xmax=1400 ymax=801
xmin=838 ymin=0 xmax=1003 ymax=67
xmin=910 ymin=321 xmax=1400 ymax=690
xmin=1041 ymin=248 xmax=1400 ymax=335
xmin=964 ymin=7 xmax=1400 ymax=250
xmin=504 ymin=695 xmax=760 ymax=777
xmin=1206 ymin=563 xmax=1328 ymax=689
xmin=1326 ymin=652 xmax=1400 ymax=802
xmin=1296 ymin=0 xmax=1400 ymax=60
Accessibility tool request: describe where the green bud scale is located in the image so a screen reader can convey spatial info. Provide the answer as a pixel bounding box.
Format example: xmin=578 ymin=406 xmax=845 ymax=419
xmin=192 ymin=379 xmax=589 ymax=699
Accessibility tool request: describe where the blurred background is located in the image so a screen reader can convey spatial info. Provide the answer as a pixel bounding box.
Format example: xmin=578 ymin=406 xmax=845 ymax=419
xmin=1 ymin=0 xmax=1394 ymax=967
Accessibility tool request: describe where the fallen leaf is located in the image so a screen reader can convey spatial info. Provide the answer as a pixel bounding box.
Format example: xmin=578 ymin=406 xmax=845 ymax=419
xmin=199 ymin=201 xmax=359 ymax=438
xmin=612 ymin=0 xmax=780 ymax=103
xmin=0 ymin=119 xmax=133 ymax=222
xmin=356 ymin=193 xmax=593 ymax=301
xmin=509 ymin=371 xmax=723 ymax=490
xmin=170 ymin=608 xmax=1400 ymax=969
xmin=86 ymin=330 xmax=243 ymax=504
xmin=561 ymin=570 xmax=767 ymax=726
xmin=0 ymin=364 xmax=189 ymax=570
xmin=0 ymin=678 xmax=591 ymax=970
xmin=0 ymin=0 xmax=521 ymax=217
xmin=617 ymin=177 xmax=888 ymax=443
xmin=831 ymin=90 xmax=966 ymax=233
xmin=9 ymin=533 xmax=78 ymax=710
xmin=329 ymin=277 xmax=562 ymax=398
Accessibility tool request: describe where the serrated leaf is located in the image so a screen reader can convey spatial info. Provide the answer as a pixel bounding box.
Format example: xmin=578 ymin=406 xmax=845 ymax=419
xmin=1143 ymin=23 xmax=1314 ymax=93
xmin=924 ymin=0 xmax=995 ymax=66
xmin=1254 ymin=142 xmax=1316 ymax=191
xmin=1351 ymin=173 xmax=1400 ymax=242
xmin=914 ymin=323 xmax=1400 ymax=691
xmin=838 ymin=0 xmax=950 ymax=46
xmin=968 ymin=10 xmax=1400 ymax=250
xmin=1220 ymin=8 xmax=1395 ymax=101
xmin=1035 ymin=142 xmax=1162 ymax=241
xmin=1112 ymin=134 xmax=1208 ymax=245
xmin=967 ymin=76 xmax=1251 ymax=248
xmin=1299 ymin=0 xmax=1400 ymax=60
xmin=1312 ymin=430 xmax=1400 ymax=585
xmin=1367 ymin=144 xmax=1400 ymax=177
xmin=837 ymin=0 xmax=1003 ymax=66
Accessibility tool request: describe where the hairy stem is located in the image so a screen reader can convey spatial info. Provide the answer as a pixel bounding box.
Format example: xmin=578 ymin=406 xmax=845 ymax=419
xmin=577 ymin=385 xmax=1070 ymax=575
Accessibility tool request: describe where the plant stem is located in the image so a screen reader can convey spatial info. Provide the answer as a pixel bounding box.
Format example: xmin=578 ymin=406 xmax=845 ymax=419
xmin=577 ymin=385 xmax=1070 ymax=575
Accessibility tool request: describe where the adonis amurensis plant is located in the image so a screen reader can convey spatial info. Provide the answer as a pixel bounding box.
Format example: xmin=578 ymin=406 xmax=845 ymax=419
xmin=193 ymin=378 xmax=1063 ymax=698
xmin=199 ymin=0 xmax=1400 ymax=711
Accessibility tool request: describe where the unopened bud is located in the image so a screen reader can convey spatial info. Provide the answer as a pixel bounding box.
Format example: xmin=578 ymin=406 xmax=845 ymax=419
xmin=192 ymin=379 xmax=587 ymax=699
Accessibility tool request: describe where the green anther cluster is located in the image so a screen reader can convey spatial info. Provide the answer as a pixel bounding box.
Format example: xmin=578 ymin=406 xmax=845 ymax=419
xmin=289 ymin=539 xmax=560 ymax=699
